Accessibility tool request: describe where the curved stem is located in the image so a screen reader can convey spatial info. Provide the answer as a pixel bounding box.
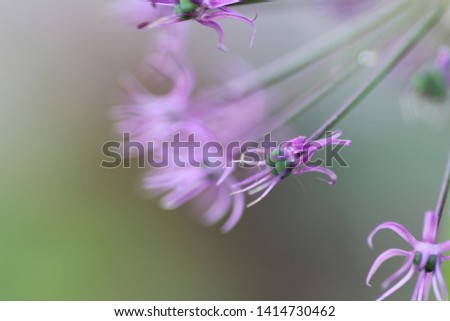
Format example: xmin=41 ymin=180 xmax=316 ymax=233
xmin=308 ymin=1 xmax=447 ymax=141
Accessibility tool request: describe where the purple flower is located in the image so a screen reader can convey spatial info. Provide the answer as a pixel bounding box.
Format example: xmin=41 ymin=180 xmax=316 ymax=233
xmin=367 ymin=210 xmax=450 ymax=300
xmin=111 ymin=26 xmax=268 ymax=231
xmin=138 ymin=0 xmax=256 ymax=50
xmin=233 ymin=130 xmax=351 ymax=207
xmin=110 ymin=31 xmax=211 ymax=154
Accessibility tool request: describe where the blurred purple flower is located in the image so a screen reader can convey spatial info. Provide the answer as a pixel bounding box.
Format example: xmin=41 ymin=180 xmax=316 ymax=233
xmin=110 ymin=47 xmax=207 ymax=154
xmin=133 ymin=0 xmax=256 ymax=50
xmin=111 ymin=25 xmax=268 ymax=231
xmin=233 ymin=130 xmax=351 ymax=207
xmin=367 ymin=210 xmax=450 ymax=301
xmin=143 ymin=163 xmax=244 ymax=233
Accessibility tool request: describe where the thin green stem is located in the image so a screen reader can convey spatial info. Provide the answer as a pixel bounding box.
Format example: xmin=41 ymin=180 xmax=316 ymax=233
xmin=309 ymin=1 xmax=447 ymax=141
xmin=219 ymin=0 xmax=406 ymax=99
xmin=266 ymin=0 xmax=422 ymax=133
xmin=436 ymin=152 xmax=450 ymax=227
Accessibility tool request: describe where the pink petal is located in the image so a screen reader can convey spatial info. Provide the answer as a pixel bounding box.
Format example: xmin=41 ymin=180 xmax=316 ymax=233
xmin=221 ymin=191 xmax=245 ymax=233
xmin=434 ymin=264 xmax=448 ymax=300
xmin=368 ymin=222 xmax=417 ymax=249
xmin=381 ymin=255 xmax=414 ymax=289
xmin=377 ymin=266 xmax=415 ymax=301
xmin=422 ymin=210 xmax=438 ymax=243
xmin=366 ymin=248 xmax=410 ymax=286
xmin=293 ymin=166 xmax=337 ymax=185
xmin=202 ymin=187 xmax=232 ymax=225
xmin=197 ymin=19 xmax=227 ymax=51
xmin=438 ymin=240 xmax=450 ymax=253
xmin=412 ymin=271 xmax=425 ymax=300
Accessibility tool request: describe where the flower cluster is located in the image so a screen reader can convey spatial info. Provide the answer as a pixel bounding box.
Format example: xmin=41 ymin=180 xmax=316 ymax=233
xmin=109 ymin=0 xmax=450 ymax=301
xmin=111 ymin=26 xmax=269 ymax=232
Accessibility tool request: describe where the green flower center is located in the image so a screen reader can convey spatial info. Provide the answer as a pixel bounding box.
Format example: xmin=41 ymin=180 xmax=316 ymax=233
xmin=266 ymin=148 xmax=295 ymax=177
xmin=413 ymin=251 xmax=437 ymax=273
xmin=411 ymin=66 xmax=447 ymax=101
xmin=175 ymin=0 xmax=199 ymax=17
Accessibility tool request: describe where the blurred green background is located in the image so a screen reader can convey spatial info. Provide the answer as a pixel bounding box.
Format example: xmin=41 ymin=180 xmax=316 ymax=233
xmin=1 ymin=0 xmax=450 ymax=300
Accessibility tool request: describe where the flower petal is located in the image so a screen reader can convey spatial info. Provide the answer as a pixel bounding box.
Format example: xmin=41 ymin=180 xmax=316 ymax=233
xmin=293 ymin=166 xmax=337 ymax=185
xmin=377 ymin=266 xmax=415 ymax=301
xmin=438 ymin=240 xmax=450 ymax=253
xmin=432 ymin=275 xmax=443 ymax=301
xmin=233 ymin=168 xmax=272 ymax=188
xmin=412 ymin=271 xmax=425 ymax=301
xmin=202 ymin=187 xmax=232 ymax=226
xmin=422 ymin=273 xmax=433 ymax=301
xmin=434 ymin=264 xmax=448 ymax=300
xmin=221 ymin=190 xmax=245 ymax=233
xmin=246 ymin=176 xmax=281 ymax=208
xmin=366 ymin=248 xmax=410 ymax=286
xmin=422 ymin=210 xmax=438 ymax=243
xmin=205 ymin=7 xmax=257 ymax=47
xmin=368 ymin=222 xmax=417 ymax=249
xmin=216 ymin=165 xmax=235 ymax=186
xmin=197 ymin=19 xmax=227 ymax=51
xmin=381 ymin=255 xmax=414 ymax=289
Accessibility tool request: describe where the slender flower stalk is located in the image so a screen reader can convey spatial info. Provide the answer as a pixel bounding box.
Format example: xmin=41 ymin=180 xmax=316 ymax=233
xmin=435 ymin=152 xmax=450 ymax=225
xmin=214 ymin=0 xmax=406 ymax=99
xmin=367 ymin=152 xmax=450 ymax=300
xmin=310 ymin=1 xmax=448 ymax=141
xmin=229 ymin=3 xmax=441 ymax=208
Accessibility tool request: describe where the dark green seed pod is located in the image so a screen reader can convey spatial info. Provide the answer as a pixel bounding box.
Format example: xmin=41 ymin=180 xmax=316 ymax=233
xmin=175 ymin=0 xmax=199 ymax=15
xmin=425 ymin=255 xmax=437 ymax=273
xmin=266 ymin=149 xmax=294 ymax=177
xmin=413 ymin=251 xmax=422 ymax=266
xmin=266 ymin=149 xmax=278 ymax=168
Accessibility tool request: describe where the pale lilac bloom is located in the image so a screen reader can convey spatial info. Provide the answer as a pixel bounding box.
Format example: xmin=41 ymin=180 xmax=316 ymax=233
xmin=111 ymin=25 xmax=268 ymax=231
xmin=233 ymin=130 xmax=351 ymax=207
xmin=110 ymin=33 xmax=210 ymax=154
xmin=140 ymin=0 xmax=256 ymax=50
xmin=367 ymin=210 xmax=450 ymax=300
